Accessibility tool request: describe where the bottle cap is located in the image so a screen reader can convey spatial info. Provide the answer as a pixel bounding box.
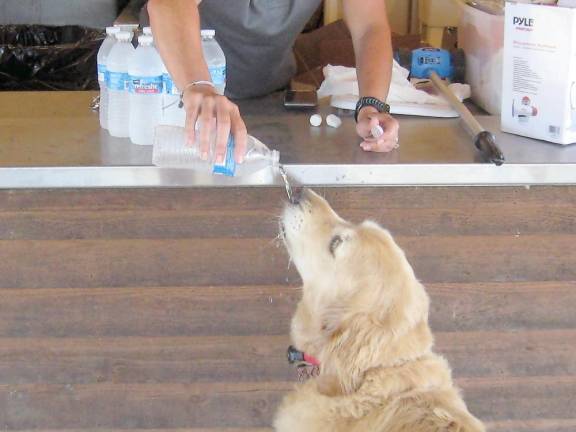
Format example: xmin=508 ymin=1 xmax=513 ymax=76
xmin=143 ymin=26 xmax=152 ymax=35
xmin=115 ymin=24 xmax=139 ymax=33
xmin=106 ymin=26 xmax=120 ymax=36
xmin=115 ymin=31 xmax=133 ymax=42
xmin=138 ymin=34 xmax=154 ymax=46
xmin=201 ymin=29 xmax=216 ymax=38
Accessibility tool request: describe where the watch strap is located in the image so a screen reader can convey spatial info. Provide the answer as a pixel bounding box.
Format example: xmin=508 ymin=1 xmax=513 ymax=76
xmin=355 ymin=97 xmax=390 ymax=122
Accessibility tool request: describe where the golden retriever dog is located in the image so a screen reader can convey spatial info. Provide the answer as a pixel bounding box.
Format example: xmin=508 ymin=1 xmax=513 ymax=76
xmin=274 ymin=189 xmax=485 ymax=432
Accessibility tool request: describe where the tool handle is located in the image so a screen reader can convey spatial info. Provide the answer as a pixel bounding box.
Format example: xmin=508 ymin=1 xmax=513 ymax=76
xmin=429 ymin=72 xmax=483 ymax=136
xmin=429 ymin=72 xmax=505 ymax=165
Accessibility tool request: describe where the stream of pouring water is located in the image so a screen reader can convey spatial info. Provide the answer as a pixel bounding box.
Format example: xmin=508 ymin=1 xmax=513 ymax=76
xmin=278 ymin=164 xmax=294 ymax=203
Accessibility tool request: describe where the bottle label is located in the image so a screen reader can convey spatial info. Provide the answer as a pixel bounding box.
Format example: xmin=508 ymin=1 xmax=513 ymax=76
xmin=97 ymin=64 xmax=106 ymax=83
xmin=163 ymin=73 xmax=180 ymax=95
xmin=129 ymin=75 xmax=163 ymax=94
xmin=212 ymin=135 xmax=236 ymax=177
xmin=209 ymin=65 xmax=226 ymax=86
xmin=107 ymin=71 xmax=130 ymax=91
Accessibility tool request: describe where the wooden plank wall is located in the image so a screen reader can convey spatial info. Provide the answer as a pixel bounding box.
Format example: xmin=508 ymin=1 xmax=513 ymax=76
xmin=0 ymin=187 xmax=574 ymax=432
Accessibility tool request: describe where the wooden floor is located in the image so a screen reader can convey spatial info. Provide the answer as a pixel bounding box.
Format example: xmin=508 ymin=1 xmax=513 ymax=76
xmin=0 ymin=187 xmax=574 ymax=431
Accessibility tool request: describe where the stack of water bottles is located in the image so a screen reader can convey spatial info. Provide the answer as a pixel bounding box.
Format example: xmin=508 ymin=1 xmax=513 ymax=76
xmin=97 ymin=25 xmax=227 ymax=145
xmin=97 ymin=25 xmax=278 ymax=177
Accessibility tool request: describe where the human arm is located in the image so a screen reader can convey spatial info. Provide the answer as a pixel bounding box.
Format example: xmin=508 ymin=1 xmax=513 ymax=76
xmin=343 ymin=0 xmax=399 ymax=152
xmin=147 ymin=0 xmax=247 ymax=162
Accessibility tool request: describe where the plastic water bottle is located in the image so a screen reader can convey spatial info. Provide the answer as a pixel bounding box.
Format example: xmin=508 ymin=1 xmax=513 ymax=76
xmin=152 ymin=125 xmax=280 ymax=177
xmin=201 ymin=29 xmax=226 ymax=95
xmin=97 ymin=26 xmax=120 ymax=130
xmin=128 ymin=34 xmax=163 ymax=145
xmin=160 ymin=62 xmax=186 ymax=127
xmin=107 ymin=31 xmax=135 ymax=138
xmin=141 ymin=25 xmax=185 ymax=127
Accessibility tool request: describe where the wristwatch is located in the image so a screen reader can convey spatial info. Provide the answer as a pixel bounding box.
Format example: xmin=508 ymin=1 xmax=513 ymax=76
xmin=354 ymin=97 xmax=390 ymax=122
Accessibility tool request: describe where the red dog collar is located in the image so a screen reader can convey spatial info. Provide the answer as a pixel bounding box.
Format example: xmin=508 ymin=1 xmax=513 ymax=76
xmin=287 ymin=346 xmax=320 ymax=366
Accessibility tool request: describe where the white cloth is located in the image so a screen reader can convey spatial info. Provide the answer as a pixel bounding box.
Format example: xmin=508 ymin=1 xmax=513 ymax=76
xmin=316 ymin=61 xmax=471 ymax=118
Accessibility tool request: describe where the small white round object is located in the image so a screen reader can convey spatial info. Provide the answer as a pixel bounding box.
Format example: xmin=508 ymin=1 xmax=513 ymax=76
xmin=326 ymin=114 xmax=342 ymax=128
xmin=309 ymin=114 xmax=322 ymax=127
xmin=371 ymin=124 xmax=384 ymax=139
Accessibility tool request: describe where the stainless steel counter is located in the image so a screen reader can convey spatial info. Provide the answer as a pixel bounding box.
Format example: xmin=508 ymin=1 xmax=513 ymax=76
xmin=1 ymin=91 xmax=575 ymax=187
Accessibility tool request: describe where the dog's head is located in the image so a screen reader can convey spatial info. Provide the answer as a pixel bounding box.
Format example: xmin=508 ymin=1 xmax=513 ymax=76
xmin=281 ymin=189 xmax=432 ymax=394
xmin=281 ymin=188 xmax=418 ymax=308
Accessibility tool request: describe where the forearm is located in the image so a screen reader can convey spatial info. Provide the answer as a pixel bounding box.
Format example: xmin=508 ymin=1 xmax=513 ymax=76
xmin=147 ymin=0 xmax=210 ymax=90
xmin=352 ymin=24 xmax=393 ymax=101
xmin=343 ymin=0 xmax=393 ymax=100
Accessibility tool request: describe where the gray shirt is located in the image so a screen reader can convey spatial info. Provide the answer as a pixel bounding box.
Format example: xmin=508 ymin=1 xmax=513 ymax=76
xmin=199 ymin=0 xmax=322 ymax=99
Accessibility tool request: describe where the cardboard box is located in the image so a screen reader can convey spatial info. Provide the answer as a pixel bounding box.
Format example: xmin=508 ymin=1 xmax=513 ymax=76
xmin=501 ymin=2 xmax=576 ymax=145
xmin=458 ymin=1 xmax=504 ymax=115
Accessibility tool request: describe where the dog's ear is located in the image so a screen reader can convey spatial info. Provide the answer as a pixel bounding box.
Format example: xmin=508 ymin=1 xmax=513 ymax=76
xmin=318 ymin=307 xmax=373 ymax=396
xmin=315 ymin=301 xmax=367 ymax=396
xmin=319 ymin=302 xmax=346 ymax=335
xmin=320 ymin=331 xmax=365 ymax=396
xmin=319 ymin=310 xmax=397 ymax=396
xmin=320 ymin=301 xmax=433 ymax=397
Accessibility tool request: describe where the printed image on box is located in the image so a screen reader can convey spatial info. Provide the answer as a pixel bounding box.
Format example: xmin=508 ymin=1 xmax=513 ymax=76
xmin=512 ymin=96 xmax=538 ymax=124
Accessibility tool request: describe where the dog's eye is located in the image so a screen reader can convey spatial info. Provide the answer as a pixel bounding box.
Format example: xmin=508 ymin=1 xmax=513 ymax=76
xmin=329 ymin=235 xmax=343 ymax=256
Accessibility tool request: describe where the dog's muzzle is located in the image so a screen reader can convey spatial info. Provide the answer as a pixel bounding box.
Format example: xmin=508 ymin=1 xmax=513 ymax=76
xmin=289 ymin=187 xmax=305 ymax=205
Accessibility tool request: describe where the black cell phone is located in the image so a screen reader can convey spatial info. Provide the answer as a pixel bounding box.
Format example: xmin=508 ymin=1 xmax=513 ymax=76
xmin=283 ymin=90 xmax=318 ymax=108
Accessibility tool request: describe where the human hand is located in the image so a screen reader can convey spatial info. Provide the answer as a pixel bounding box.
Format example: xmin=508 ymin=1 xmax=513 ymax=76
xmin=182 ymin=84 xmax=248 ymax=163
xmin=356 ymin=107 xmax=400 ymax=153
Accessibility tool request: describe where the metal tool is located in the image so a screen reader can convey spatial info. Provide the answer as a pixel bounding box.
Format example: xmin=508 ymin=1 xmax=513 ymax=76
xmin=396 ymin=48 xmax=505 ymax=166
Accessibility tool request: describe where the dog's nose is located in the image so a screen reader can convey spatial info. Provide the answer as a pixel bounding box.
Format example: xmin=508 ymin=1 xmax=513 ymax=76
xmin=290 ymin=187 xmax=305 ymax=205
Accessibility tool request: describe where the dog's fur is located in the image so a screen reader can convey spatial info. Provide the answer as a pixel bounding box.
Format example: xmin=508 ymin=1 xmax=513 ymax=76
xmin=274 ymin=189 xmax=485 ymax=432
